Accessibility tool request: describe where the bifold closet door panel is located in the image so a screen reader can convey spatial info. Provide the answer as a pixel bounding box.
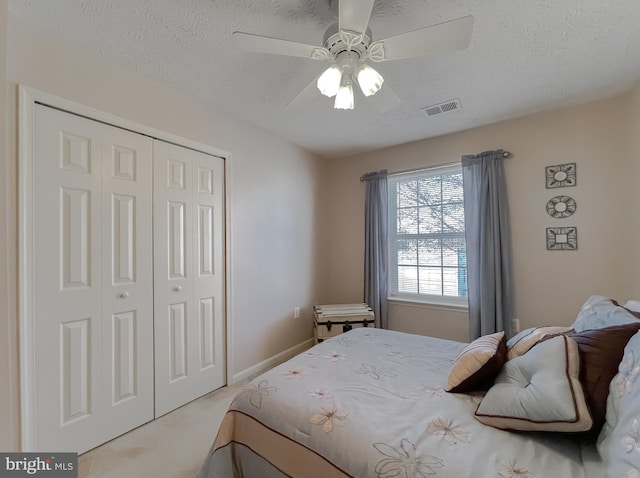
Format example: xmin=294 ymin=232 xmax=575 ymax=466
xmin=99 ymin=124 xmax=155 ymax=440
xmin=33 ymin=105 xmax=154 ymax=453
xmin=153 ymin=140 xmax=225 ymax=417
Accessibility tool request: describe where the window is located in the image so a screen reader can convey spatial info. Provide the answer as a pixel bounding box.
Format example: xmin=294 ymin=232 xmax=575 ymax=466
xmin=388 ymin=165 xmax=467 ymax=306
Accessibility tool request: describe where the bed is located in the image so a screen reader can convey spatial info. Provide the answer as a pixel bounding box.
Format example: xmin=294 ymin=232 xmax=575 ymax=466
xmin=198 ymin=296 xmax=640 ymax=478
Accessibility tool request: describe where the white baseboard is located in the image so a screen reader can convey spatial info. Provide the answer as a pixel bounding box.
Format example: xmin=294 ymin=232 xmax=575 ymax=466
xmin=231 ymin=338 xmax=314 ymax=384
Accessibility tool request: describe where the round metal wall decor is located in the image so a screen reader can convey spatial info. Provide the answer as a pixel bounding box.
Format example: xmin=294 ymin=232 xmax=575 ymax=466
xmin=546 ymin=195 xmax=576 ymax=218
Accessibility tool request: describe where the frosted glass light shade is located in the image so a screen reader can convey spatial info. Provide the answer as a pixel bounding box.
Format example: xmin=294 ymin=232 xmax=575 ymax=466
xmin=317 ymin=65 xmax=342 ymax=97
xmin=334 ymin=83 xmax=354 ymax=110
xmin=356 ymin=64 xmax=384 ymax=96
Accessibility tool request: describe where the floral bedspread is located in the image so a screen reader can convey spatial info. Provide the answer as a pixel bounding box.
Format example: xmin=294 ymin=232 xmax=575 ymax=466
xmin=198 ymin=328 xmax=603 ymax=478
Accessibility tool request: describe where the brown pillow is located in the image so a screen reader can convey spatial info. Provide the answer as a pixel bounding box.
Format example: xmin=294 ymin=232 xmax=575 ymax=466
xmin=446 ymin=331 xmax=508 ymax=393
xmin=567 ymin=322 xmax=640 ymax=432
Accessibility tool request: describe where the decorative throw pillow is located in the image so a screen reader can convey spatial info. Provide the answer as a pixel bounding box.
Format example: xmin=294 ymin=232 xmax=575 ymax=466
xmin=446 ymin=331 xmax=507 ymax=393
xmin=571 ymin=295 xmax=640 ymax=332
xmin=506 ymin=326 xmax=573 ymax=360
xmin=565 ymin=322 xmax=640 ymax=433
xmin=474 ymin=335 xmax=593 ymax=432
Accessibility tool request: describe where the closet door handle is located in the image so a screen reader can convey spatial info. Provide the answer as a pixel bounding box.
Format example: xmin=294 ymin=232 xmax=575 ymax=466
xmin=118 ymin=291 xmax=130 ymax=299
xmin=173 ymin=286 xmax=182 ymax=292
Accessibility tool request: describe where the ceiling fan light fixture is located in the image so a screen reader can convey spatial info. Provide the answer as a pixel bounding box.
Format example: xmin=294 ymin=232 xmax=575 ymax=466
xmin=234 ymin=5 xmax=475 ymax=113
xmin=317 ymin=65 xmax=343 ymax=97
xmin=334 ymin=80 xmax=354 ymax=110
xmin=356 ymin=63 xmax=384 ymax=97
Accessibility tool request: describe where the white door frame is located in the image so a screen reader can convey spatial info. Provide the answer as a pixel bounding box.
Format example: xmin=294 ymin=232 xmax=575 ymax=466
xmin=18 ymin=85 xmax=234 ymax=451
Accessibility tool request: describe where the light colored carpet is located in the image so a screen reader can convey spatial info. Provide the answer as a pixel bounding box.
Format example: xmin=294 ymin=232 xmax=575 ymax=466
xmin=78 ymin=382 xmax=243 ymax=478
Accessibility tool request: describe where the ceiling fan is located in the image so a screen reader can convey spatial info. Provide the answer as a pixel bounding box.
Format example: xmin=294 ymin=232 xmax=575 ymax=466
xmin=232 ymin=0 xmax=474 ymax=112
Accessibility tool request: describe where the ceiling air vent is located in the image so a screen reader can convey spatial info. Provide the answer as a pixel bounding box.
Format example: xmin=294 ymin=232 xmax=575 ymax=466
xmin=421 ymin=98 xmax=462 ymax=117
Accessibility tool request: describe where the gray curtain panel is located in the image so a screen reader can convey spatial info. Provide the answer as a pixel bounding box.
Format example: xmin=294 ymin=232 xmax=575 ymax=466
xmin=362 ymin=170 xmax=388 ymax=329
xmin=461 ymin=151 xmax=515 ymax=340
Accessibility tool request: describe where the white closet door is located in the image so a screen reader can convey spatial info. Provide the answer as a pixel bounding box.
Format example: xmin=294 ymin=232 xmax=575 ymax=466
xmin=33 ymin=105 xmax=154 ymax=453
xmin=153 ymin=140 xmax=225 ymax=417
xmin=100 ymin=124 xmax=154 ymax=440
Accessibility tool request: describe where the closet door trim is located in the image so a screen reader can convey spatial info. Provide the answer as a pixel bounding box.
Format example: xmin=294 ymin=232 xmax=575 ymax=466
xmin=18 ymin=85 xmax=233 ymax=451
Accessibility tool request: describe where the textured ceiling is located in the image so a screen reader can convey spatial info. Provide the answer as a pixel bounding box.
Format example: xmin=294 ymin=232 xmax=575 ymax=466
xmin=8 ymin=0 xmax=640 ymax=158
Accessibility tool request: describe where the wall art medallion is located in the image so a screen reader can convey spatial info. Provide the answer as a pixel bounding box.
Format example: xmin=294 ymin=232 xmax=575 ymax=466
xmin=545 ymin=163 xmax=576 ymax=188
xmin=546 ymin=226 xmax=577 ymax=250
xmin=546 ymin=195 xmax=576 ymax=218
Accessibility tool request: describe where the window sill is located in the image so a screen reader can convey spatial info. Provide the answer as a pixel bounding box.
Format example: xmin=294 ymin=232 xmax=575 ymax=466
xmin=388 ymin=296 xmax=469 ymax=312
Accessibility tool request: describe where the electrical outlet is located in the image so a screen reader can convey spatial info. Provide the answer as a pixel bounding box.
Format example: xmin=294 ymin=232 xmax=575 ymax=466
xmin=293 ymin=307 xmax=300 ymax=319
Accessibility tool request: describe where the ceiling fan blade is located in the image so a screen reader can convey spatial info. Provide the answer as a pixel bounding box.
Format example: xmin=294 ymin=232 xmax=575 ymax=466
xmin=339 ymin=0 xmax=375 ymax=34
xmin=285 ymin=77 xmax=321 ymax=110
xmin=232 ymin=31 xmax=326 ymax=59
xmin=368 ymin=84 xmax=401 ymax=113
xmin=373 ymin=15 xmax=474 ymax=62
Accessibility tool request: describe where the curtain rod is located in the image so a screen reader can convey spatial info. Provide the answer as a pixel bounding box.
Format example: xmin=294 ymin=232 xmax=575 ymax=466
xmin=359 ymin=150 xmax=512 ymax=181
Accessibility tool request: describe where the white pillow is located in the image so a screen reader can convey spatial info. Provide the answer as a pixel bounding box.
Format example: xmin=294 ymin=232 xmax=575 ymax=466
xmin=475 ymin=335 xmax=593 ymax=432
xmin=624 ymin=300 xmax=640 ymax=312
xmin=598 ymin=330 xmax=640 ymax=476
xmin=571 ymin=295 xmax=639 ymax=332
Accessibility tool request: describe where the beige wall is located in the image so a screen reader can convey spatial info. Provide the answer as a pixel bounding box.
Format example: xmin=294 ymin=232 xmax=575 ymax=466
xmin=630 ymin=82 xmax=640 ymax=297
xmin=3 ymin=14 xmax=328 ymax=448
xmin=324 ymin=94 xmax=636 ymax=341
